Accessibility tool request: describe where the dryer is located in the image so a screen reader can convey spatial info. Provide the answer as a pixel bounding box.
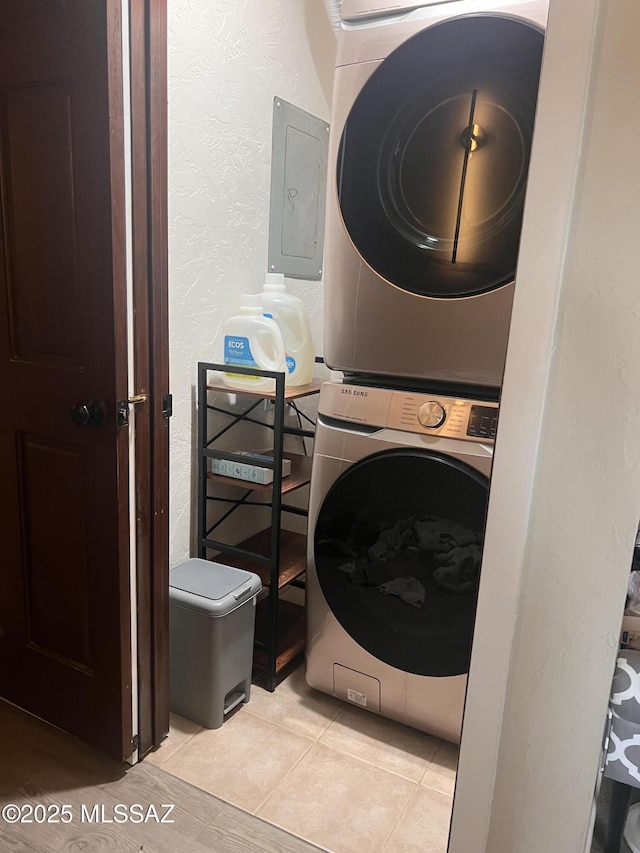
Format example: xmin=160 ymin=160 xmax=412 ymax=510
xmin=306 ymin=381 xmax=497 ymax=742
xmin=324 ymin=0 xmax=548 ymax=391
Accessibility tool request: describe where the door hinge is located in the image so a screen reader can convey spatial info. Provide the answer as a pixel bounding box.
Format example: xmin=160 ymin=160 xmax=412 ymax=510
xmin=117 ymin=394 xmax=148 ymax=427
xmin=600 ymin=707 xmax=613 ymax=775
xmin=162 ymin=393 xmax=173 ymax=419
xmin=131 ymin=733 xmax=140 ymax=750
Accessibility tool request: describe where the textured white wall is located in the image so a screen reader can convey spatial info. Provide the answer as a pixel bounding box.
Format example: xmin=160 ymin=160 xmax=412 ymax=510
xmin=167 ymin=1 xmax=336 ymax=565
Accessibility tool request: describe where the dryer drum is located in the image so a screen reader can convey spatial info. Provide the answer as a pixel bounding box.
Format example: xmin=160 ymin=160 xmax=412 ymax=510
xmin=313 ymin=449 xmax=490 ymax=677
xmin=338 ymin=15 xmax=545 ymax=298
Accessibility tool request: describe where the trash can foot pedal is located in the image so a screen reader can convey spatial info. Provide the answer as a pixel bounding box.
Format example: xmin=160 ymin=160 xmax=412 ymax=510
xmin=224 ymin=690 xmax=246 ymax=715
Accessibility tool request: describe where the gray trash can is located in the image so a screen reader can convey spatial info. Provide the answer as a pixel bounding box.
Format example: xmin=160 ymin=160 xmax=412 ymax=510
xmin=169 ymin=558 xmax=262 ymax=729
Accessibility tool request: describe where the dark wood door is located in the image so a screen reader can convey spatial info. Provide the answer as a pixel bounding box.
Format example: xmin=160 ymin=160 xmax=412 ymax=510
xmin=0 ymin=0 xmax=133 ymax=760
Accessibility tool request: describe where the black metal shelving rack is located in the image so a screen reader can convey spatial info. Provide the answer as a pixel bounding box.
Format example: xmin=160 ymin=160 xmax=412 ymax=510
xmin=197 ymin=361 xmax=320 ymax=691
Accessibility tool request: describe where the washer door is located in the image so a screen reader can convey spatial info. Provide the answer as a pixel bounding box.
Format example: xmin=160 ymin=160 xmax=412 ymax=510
xmin=313 ymin=449 xmax=489 ymax=677
xmin=338 ymin=15 xmax=544 ymax=298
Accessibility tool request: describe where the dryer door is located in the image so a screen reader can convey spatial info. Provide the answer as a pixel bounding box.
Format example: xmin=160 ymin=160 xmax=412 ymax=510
xmin=313 ymin=448 xmax=489 ymax=677
xmin=338 ymin=15 xmax=544 ymax=298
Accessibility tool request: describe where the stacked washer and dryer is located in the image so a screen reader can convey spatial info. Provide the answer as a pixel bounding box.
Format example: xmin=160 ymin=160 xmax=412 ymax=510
xmin=306 ymin=0 xmax=548 ymax=742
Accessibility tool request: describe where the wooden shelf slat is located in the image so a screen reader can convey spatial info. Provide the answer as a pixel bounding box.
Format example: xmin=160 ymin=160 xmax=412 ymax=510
xmin=222 ymin=528 xmax=307 ymax=589
xmin=253 ymin=599 xmax=305 ymax=674
xmin=206 ymin=377 xmax=322 ymax=401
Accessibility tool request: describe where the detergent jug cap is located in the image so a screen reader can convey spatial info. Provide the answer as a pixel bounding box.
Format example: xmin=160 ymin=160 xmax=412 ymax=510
xmin=264 ymin=272 xmax=286 ymax=292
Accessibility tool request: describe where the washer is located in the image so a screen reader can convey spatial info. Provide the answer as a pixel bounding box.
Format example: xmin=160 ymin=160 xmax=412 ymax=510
xmin=306 ymin=381 xmax=497 ymax=742
xmin=324 ymin=0 xmax=548 ymax=391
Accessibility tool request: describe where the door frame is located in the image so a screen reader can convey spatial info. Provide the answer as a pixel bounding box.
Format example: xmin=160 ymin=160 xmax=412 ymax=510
xmin=128 ymin=0 xmax=169 ymax=758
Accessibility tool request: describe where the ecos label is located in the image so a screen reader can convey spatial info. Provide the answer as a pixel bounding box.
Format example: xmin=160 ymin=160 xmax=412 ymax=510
xmin=224 ymin=335 xmax=256 ymax=367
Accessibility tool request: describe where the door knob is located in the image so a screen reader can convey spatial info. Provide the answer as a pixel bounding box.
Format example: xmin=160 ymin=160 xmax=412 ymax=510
xmin=70 ymin=398 xmax=107 ymax=427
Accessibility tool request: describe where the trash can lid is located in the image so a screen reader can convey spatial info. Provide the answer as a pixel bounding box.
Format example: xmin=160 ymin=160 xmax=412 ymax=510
xmin=169 ymin=558 xmax=262 ymax=617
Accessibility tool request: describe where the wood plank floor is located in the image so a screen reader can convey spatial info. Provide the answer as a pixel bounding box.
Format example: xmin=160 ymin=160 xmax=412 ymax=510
xmin=0 ymin=699 xmax=323 ymax=853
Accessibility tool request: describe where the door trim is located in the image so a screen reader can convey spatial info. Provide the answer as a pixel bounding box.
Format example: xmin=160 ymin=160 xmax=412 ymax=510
xmin=104 ymin=0 xmax=135 ymax=761
xmin=129 ymin=0 xmax=169 ymax=757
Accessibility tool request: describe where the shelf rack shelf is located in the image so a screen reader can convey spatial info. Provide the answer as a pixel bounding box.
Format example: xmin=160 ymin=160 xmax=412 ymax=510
xmin=197 ymin=361 xmax=320 ymax=691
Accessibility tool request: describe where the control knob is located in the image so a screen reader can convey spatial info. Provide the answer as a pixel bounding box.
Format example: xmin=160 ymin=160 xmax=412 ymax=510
xmin=418 ymin=401 xmax=446 ymax=429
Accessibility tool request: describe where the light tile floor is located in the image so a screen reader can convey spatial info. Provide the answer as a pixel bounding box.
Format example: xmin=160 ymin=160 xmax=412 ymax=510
xmin=147 ymin=665 xmax=458 ymax=853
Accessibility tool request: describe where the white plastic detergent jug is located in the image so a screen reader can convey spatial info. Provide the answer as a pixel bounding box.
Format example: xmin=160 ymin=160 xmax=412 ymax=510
xmin=260 ymin=273 xmax=315 ymax=386
xmin=222 ymin=295 xmax=287 ymax=392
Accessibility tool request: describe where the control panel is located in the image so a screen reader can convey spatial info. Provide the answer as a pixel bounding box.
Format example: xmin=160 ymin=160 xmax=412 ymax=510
xmin=319 ymin=382 xmax=498 ymax=443
xmin=388 ymin=392 xmax=497 ymax=441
